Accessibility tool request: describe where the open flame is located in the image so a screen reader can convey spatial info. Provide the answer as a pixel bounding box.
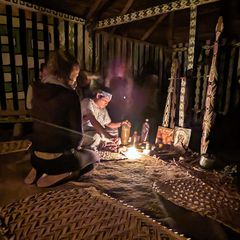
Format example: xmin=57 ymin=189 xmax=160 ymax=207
xmin=123 ymin=146 xmax=141 ymax=159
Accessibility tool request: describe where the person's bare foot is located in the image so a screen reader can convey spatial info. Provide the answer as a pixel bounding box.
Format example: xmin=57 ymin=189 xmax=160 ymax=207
xmin=24 ymin=168 xmax=38 ymax=185
xmin=36 ymin=171 xmax=79 ymax=188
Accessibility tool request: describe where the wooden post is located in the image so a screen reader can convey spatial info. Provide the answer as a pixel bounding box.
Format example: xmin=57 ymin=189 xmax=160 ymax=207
xmin=200 ymin=17 xmax=224 ymax=155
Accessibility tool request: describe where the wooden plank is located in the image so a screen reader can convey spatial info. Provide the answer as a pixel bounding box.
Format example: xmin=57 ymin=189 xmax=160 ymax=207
xmin=96 ymin=0 xmax=220 ymax=29
xmin=6 ymin=5 xmax=18 ymax=110
xmin=0 ymin=109 xmax=29 ymax=116
xmin=86 ymin=0 xmax=103 ymax=20
xmin=141 ymin=14 xmax=168 ymax=41
xmin=111 ymin=0 xmax=135 ymax=34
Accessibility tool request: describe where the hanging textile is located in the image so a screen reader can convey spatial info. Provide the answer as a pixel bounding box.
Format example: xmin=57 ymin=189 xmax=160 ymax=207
xmin=187 ymin=6 xmax=197 ymax=71
xmin=193 ymin=51 xmax=203 ymax=122
xmin=217 ymin=39 xmax=227 ymax=113
xmin=58 ymin=19 xmax=65 ymax=48
xmin=223 ymin=47 xmax=236 ymax=115
xmin=178 ymin=77 xmax=186 ymax=127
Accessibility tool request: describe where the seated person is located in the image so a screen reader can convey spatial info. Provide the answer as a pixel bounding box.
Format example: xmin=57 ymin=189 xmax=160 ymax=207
xmin=24 ymin=49 xmax=99 ymax=188
xmin=26 ymin=63 xmax=48 ymax=110
xmin=75 ymin=71 xmax=94 ymax=99
xmin=81 ymin=88 xmax=130 ymax=149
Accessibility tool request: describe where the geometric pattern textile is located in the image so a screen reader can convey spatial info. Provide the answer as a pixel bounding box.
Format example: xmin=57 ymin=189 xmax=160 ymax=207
xmin=0 ymin=187 xmax=187 ymax=240
xmin=152 ymin=161 xmax=240 ymax=233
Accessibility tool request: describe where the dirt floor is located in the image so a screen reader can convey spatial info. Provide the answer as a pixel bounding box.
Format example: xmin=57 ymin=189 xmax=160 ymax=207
xmin=1 ymin=144 xmax=240 ymax=240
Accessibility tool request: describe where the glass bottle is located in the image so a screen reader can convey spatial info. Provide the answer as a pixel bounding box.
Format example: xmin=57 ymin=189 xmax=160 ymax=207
xmin=121 ymin=122 xmax=130 ymax=145
xmin=141 ymin=119 xmax=150 ymax=143
xmin=131 ymin=131 xmax=138 ymax=146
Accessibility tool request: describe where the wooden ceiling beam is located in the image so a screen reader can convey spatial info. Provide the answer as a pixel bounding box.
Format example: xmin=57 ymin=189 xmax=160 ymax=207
xmin=95 ymin=0 xmax=116 ymax=21
xmin=96 ymin=0 xmax=221 ymax=29
xmin=141 ymin=13 xmax=168 ymax=41
xmin=111 ymin=0 xmax=135 ymax=34
xmin=86 ymin=0 xmax=103 ymax=20
xmin=86 ymin=0 xmax=114 ymax=31
xmin=121 ymin=0 xmax=135 ymax=15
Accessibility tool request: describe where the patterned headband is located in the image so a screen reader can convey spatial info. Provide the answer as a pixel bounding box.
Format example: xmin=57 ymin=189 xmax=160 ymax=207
xmin=98 ymin=90 xmax=112 ymax=100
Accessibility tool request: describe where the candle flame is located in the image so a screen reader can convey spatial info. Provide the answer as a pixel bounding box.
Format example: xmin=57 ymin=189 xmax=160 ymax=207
xmin=124 ymin=146 xmax=141 ymax=159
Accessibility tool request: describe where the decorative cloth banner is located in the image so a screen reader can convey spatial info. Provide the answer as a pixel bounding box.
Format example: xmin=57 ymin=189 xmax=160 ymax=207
xmin=77 ymin=23 xmax=83 ymax=66
xmin=223 ymin=48 xmax=236 ymax=115
xmin=217 ymin=39 xmax=227 ymax=113
xmin=0 ymin=2 xmax=84 ymax=111
xmin=84 ymin=29 xmax=93 ymax=71
xmin=187 ymin=6 xmax=197 ymax=71
xmin=68 ymin=21 xmax=75 ymax=55
xmin=193 ymin=50 xmax=203 ymax=122
xmin=178 ymin=77 xmax=187 ymax=127
xmin=58 ymin=19 xmax=65 ymax=47
xmin=0 ymin=0 xmax=85 ymax=24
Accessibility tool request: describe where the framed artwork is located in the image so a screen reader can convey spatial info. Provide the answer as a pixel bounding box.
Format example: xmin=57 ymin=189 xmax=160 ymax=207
xmin=155 ymin=126 xmax=174 ymax=145
xmin=173 ymin=127 xmax=191 ymax=148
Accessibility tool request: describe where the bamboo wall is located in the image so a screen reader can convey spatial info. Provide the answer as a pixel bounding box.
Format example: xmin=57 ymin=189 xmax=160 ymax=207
xmin=0 ymin=2 xmax=167 ymax=113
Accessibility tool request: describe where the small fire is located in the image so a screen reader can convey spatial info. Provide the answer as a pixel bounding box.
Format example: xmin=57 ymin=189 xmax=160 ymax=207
xmin=124 ymin=146 xmax=141 ymax=159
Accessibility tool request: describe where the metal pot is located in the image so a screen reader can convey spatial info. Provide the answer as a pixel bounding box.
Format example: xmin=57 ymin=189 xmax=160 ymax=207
xmin=199 ymin=154 xmax=216 ymax=169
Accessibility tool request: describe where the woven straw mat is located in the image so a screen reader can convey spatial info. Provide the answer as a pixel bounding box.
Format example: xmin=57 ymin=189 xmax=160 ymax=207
xmin=152 ymin=160 xmax=240 ymax=233
xmin=0 ymin=187 xmax=187 ymax=240
xmin=97 ymin=150 xmax=127 ymax=161
xmin=0 ymin=140 xmax=32 ymax=155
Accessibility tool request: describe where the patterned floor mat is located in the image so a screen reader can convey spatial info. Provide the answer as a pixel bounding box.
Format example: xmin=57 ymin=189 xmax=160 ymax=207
xmin=97 ymin=150 xmax=127 ymax=161
xmin=0 ymin=140 xmax=32 ymax=155
xmin=152 ymin=160 xmax=240 ymax=233
xmin=0 ymin=187 xmax=187 ymax=240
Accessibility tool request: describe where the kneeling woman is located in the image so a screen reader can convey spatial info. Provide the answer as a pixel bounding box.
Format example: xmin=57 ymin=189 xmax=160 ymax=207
xmin=25 ymin=50 xmax=99 ymax=187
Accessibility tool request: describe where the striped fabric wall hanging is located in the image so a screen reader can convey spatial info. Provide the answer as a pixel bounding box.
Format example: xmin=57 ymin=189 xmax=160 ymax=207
xmin=0 ymin=2 xmax=84 ymax=111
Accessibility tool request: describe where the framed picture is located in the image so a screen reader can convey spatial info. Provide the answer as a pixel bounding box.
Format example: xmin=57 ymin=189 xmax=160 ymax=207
xmin=173 ymin=127 xmax=191 ymax=148
xmin=155 ymin=126 xmax=174 ymax=145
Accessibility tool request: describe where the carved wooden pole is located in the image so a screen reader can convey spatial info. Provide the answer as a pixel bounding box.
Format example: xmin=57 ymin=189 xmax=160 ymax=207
xmin=200 ymin=17 xmax=224 ymax=155
xmin=201 ymin=40 xmax=211 ymax=111
xmin=162 ymin=58 xmax=178 ymax=128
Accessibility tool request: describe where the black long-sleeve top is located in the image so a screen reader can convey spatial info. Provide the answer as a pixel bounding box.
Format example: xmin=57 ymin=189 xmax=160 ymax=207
xmin=31 ymin=82 xmax=82 ymax=153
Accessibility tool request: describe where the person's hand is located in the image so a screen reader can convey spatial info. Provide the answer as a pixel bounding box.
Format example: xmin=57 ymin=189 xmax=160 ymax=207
xmin=110 ymin=137 xmax=120 ymax=145
xmin=122 ymin=120 xmax=131 ymax=128
xmin=104 ymin=137 xmax=120 ymax=152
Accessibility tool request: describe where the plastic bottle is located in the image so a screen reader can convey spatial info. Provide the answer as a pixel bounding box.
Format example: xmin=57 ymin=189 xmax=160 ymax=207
xmin=121 ymin=122 xmax=131 ymax=145
xmin=141 ymin=119 xmax=150 ymax=143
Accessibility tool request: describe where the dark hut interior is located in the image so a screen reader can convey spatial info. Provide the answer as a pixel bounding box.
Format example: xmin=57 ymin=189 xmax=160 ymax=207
xmin=0 ymin=0 xmax=240 ymax=239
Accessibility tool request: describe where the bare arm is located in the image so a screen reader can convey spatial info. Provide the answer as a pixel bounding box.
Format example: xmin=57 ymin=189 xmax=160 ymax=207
xmin=86 ymin=113 xmax=112 ymax=139
xmin=106 ymin=122 xmax=122 ymax=129
xmin=106 ymin=120 xmax=131 ymax=129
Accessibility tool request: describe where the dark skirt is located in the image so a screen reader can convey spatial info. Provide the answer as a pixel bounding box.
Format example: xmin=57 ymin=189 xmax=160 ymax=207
xmin=31 ymin=148 xmax=99 ymax=175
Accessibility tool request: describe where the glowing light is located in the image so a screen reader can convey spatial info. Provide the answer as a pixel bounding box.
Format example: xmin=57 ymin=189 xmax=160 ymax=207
xmin=124 ymin=146 xmax=141 ymax=159
xmin=143 ymin=149 xmax=150 ymax=155
xmin=123 ymin=96 xmax=126 ymax=99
